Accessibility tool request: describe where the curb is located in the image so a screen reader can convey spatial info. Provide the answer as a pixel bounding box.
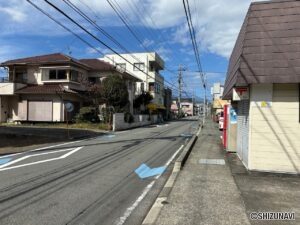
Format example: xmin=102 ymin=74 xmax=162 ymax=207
xmin=142 ymin=123 xmax=203 ymax=225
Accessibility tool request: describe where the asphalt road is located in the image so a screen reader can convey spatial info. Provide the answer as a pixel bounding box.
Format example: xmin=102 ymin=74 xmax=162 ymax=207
xmin=0 ymin=118 xmax=200 ymax=225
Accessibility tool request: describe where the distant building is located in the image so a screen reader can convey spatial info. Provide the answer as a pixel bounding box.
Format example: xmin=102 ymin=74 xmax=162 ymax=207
xmin=211 ymin=82 xmax=224 ymax=100
xmin=211 ymin=83 xmax=228 ymax=119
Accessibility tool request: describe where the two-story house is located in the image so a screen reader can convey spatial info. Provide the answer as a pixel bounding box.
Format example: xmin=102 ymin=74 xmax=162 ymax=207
xmin=0 ymin=53 xmax=140 ymax=122
xmin=101 ymin=52 xmax=165 ymax=107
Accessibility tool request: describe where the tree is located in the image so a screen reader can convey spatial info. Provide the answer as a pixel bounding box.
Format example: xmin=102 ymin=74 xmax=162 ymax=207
xmin=101 ymin=75 xmax=129 ymax=112
xmin=133 ymin=92 xmax=153 ymax=113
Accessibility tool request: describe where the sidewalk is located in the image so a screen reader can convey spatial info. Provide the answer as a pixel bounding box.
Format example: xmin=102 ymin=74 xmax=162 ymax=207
xmin=154 ymin=119 xmax=300 ymax=225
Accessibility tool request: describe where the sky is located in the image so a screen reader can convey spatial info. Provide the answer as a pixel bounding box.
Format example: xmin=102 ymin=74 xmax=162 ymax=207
xmin=0 ymin=0 xmax=267 ymax=100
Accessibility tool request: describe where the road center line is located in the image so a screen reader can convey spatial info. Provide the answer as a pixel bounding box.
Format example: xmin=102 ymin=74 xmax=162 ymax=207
xmin=115 ymin=144 xmax=184 ymax=225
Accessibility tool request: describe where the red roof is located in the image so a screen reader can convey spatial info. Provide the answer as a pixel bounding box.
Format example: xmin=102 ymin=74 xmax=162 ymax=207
xmin=15 ymin=84 xmax=78 ymax=94
xmin=1 ymin=53 xmax=141 ymax=81
xmin=1 ymin=53 xmax=89 ymax=69
xmin=79 ymin=59 xmax=115 ymax=71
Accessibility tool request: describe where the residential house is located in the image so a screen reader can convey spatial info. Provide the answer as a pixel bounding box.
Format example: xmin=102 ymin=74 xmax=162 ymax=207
xmin=223 ymin=0 xmax=300 ymax=174
xmin=171 ymin=98 xmax=194 ymax=117
xmin=0 ymin=53 xmax=140 ymax=122
xmin=102 ymin=52 xmax=165 ymax=107
xmin=181 ymin=101 xmax=193 ymax=116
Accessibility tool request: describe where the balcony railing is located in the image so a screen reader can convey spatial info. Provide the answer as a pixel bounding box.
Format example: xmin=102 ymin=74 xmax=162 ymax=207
xmin=0 ymin=77 xmax=9 ymax=83
xmin=0 ymin=82 xmax=27 ymax=95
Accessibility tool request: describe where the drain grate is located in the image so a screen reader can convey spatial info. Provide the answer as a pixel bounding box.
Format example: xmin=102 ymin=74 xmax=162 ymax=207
xmin=199 ymin=159 xmax=225 ymax=165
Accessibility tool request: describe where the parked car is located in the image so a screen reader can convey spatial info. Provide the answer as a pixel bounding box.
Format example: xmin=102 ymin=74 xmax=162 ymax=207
xmin=218 ymin=111 xmax=224 ymax=130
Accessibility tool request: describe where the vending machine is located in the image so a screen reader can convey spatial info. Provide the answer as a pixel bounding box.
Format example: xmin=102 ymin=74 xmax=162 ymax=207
xmin=222 ymin=104 xmax=229 ymax=150
xmin=223 ymin=103 xmax=237 ymax=152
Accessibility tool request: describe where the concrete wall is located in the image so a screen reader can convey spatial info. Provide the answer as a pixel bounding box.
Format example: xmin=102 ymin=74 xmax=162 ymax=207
xmin=113 ymin=113 xmax=158 ymax=131
xmin=249 ymin=83 xmax=300 ymax=174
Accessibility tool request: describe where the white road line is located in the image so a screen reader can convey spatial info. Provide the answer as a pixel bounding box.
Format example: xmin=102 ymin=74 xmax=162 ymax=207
xmin=115 ymin=145 xmax=184 ymax=225
xmin=0 ymin=139 xmax=84 ymax=159
xmin=31 ymin=140 xmax=83 ymax=152
xmin=0 ymin=147 xmax=83 ymax=171
xmin=116 ymin=181 xmax=155 ymax=225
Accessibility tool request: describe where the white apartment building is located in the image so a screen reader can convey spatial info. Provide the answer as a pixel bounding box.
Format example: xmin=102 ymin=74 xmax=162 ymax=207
xmin=211 ymin=82 xmax=224 ymax=100
xmin=102 ymin=52 xmax=165 ymax=105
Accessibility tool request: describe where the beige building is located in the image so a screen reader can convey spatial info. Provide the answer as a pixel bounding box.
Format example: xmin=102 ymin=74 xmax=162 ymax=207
xmin=223 ymin=0 xmax=300 ymax=174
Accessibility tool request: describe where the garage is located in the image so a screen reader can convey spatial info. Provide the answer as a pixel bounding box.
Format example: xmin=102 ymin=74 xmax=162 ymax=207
xmin=28 ymin=101 xmax=53 ymax=121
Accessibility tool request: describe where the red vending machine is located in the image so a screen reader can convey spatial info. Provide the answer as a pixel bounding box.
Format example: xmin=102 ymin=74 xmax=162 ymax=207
xmin=222 ymin=104 xmax=229 ymax=150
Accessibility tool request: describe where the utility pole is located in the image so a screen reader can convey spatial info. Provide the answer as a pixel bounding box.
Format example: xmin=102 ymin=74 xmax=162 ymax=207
xmin=178 ymin=64 xmax=183 ymax=117
xmin=203 ymin=73 xmax=207 ymax=124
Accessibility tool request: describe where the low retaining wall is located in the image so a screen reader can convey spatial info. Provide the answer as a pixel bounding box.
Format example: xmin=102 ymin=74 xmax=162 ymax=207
xmin=113 ymin=113 xmax=158 ymax=131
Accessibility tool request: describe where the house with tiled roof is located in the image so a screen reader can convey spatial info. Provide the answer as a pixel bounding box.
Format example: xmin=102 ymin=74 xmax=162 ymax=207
xmin=0 ymin=53 xmax=140 ymax=122
xmin=223 ymin=0 xmax=300 ymax=174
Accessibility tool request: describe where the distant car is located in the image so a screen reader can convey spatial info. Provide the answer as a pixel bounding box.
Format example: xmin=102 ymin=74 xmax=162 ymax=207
xmin=218 ymin=111 xmax=224 ymax=130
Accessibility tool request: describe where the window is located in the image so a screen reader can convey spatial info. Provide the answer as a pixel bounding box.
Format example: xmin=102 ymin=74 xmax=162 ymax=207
xmin=57 ymin=70 xmax=67 ymax=79
xmin=70 ymin=70 xmax=83 ymax=82
xmin=116 ymin=63 xmax=126 ymax=71
xmin=48 ymin=69 xmax=67 ymax=80
xmin=133 ymin=63 xmax=145 ymax=71
xmin=141 ymin=82 xmax=145 ymax=92
xmin=15 ymin=71 xmax=27 ymax=83
xmin=149 ymin=82 xmax=154 ymax=92
xmin=49 ymin=70 xmax=56 ymax=79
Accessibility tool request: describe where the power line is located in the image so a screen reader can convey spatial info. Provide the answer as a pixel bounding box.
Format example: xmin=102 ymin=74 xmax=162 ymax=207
xmin=26 ymin=0 xmax=179 ymax=93
xmin=182 ymin=0 xmax=205 ymax=89
xmin=105 ymin=0 xmax=180 ymax=77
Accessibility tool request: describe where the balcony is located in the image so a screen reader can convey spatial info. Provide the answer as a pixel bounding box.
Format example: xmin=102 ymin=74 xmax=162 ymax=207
xmin=0 ymin=79 xmax=26 ymax=95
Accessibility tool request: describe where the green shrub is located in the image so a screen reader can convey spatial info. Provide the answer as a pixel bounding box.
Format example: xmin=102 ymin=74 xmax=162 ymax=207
xmin=74 ymin=107 xmax=99 ymax=123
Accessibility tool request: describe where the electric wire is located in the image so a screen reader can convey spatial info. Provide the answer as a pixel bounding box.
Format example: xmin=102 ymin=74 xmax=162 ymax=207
xmin=26 ymin=0 xmax=179 ymax=93
xmin=182 ymin=0 xmax=205 ymax=88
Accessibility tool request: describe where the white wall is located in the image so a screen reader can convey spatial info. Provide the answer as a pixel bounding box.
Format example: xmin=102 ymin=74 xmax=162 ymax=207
xmin=113 ymin=113 xmax=158 ymax=131
xmin=102 ymin=53 xmax=165 ymax=105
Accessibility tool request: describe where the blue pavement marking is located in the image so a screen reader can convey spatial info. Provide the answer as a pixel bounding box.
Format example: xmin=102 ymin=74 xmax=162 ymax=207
xmin=103 ymin=134 xmax=116 ymax=138
xmin=180 ymin=133 xmax=193 ymax=137
xmin=135 ymin=163 xmax=167 ymax=179
xmin=0 ymin=158 xmax=12 ymax=165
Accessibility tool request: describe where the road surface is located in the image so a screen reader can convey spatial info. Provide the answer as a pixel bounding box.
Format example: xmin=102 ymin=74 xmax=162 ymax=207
xmin=0 ymin=118 xmax=200 ymax=225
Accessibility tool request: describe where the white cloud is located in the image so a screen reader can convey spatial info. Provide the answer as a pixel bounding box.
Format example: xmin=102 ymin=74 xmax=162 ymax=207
xmin=0 ymin=7 xmax=27 ymax=22
xmin=145 ymin=0 xmax=266 ymax=58
xmin=85 ymin=46 xmax=113 ymax=56
xmin=0 ymin=0 xmax=267 ymax=60
xmin=141 ymin=38 xmax=154 ymax=48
